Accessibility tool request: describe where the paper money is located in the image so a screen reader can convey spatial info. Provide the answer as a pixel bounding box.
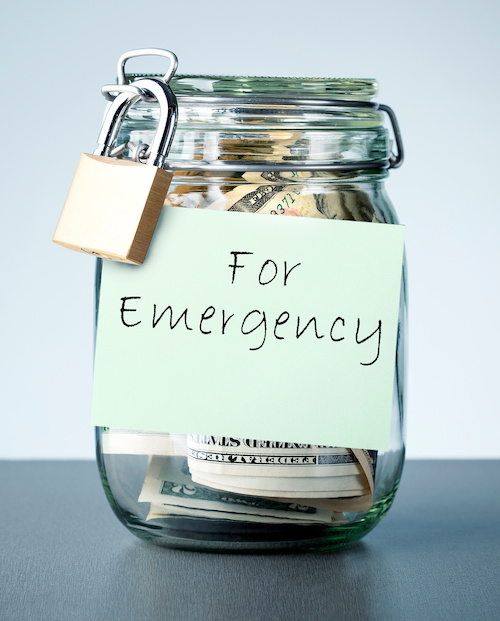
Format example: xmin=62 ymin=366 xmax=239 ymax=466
xmin=146 ymin=504 xmax=344 ymax=524
xmin=191 ymin=471 xmax=369 ymax=495
xmin=166 ymin=184 xmax=229 ymax=210
xmin=101 ymin=428 xmax=187 ymax=456
xmin=218 ymin=131 xmax=303 ymax=161
xmin=269 ymin=494 xmax=374 ymax=513
xmin=146 ymin=502 xmax=344 ymax=524
xmin=165 ymin=176 xmax=380 ymax=230
xmin=187 ymin=436 xmax=372 ymax=477
xmin=186 ymin=435 xmax=375 ymax=503
xmin=241 ymin=171 xmax=345 ymax=183
xmin=312 ymin=187 xmax=381 ymax=222
xmin=207 ymin=183 xmax=327 ymax=218
xmin=139 ymin=456 xmax=345 ymax=524
xmin=191 ymin=476 xmax=369 ymax=499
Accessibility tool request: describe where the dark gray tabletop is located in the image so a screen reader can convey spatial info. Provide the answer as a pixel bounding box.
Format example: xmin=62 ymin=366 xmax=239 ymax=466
xmin=0 ymin=460 xmax=499 ymax=621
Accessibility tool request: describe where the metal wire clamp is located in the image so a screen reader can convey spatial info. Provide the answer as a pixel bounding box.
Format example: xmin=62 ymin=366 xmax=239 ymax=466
xmin=99 ymin=48 xmax=404 ymax=171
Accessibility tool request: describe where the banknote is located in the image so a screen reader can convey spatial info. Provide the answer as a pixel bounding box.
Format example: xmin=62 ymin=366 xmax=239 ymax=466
xmin=219 ymin=131 xmax=303 ymax=161
xmin=312 ymin=188 xmax=381 ymax=222
xmin=190 ymin=476 xmax=370 ymax=499
xmin=207 ymin=183 xmax=327 ymax=218
xmin=101 ymin=428 xmax=187 ymax=456
xmin=187 ymin=435 xmax=375 ymax=505
xmin=241 ymin=170 xmax=346 ymax=183
xmin=165 ymin=184 xmax=231 ymax=210
xmin=188 ymin=436 xmax=357 ymax=450
xmin=270 ymin=494 xmax=375 ymax=512
xmin=146 ymin=504 xmax=344 ymax=524
xmin=187 ymin=436 xmax=373 ymax=478
xmin=139 ymin=456 xmax=345 ymax=524
xmin=191 ymin=471 xmax=368 ymax=493
xmin=164 ymin=172 xmax=380 ymax=228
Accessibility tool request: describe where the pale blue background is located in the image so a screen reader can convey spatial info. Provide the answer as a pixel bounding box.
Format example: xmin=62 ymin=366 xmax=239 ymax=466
xmin=0 ymin=0 xmax=498 ymax=458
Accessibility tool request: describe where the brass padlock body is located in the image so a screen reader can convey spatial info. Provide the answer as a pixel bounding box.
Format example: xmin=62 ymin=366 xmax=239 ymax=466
xmin=53 ymin=77 xmax=177 ymax=264
xmin=53 ymin=154 xmax=172 ymax=264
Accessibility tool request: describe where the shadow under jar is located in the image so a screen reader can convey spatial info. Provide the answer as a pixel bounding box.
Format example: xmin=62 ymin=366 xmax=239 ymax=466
xmin=95 ymin=75 xmax=407 ymax=552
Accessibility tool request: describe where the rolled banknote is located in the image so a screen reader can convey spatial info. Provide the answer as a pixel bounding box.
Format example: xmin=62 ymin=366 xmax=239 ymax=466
xmin=101 ymin=428 xmax=187 ymax=456
xmin=187 ymin=436 xmax=373 ymax=477
xmin=186 ymin=435 xmax=375 ymax=503
xmin=191 ymin=472 xmax=369 ymax=495
xmin=270 ymin=448 xmax=376 ymax=511
xmin=191 ymin=475 xmax=370 ymax=499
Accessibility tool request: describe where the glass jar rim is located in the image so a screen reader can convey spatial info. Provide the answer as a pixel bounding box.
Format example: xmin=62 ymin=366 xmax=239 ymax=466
xmin=125 ymin=74 xmax=379 ymax=102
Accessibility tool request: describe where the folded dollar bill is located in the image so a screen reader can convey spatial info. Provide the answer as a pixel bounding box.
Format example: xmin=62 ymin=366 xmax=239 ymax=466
xmin=139 ymin=456 xmax=345 ymax=524
xmin=101 ymin=429 xmax=187 ymax=456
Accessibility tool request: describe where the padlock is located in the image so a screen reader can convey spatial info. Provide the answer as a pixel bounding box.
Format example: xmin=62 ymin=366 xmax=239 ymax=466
xmin=53 ymin=77 xmax=177 ymax=264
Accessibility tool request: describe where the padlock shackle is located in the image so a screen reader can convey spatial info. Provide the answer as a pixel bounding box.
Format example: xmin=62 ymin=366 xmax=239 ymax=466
xmin=135 ymin=78 xmax=178 ymax=169
xmin=95 ymin=92 xmax=134 ymax=159
xmin=94 ymin=78 xmax=178 ymax=170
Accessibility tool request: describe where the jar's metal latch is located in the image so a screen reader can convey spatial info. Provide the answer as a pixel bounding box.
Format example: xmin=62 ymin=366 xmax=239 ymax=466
xmin=97 ymin=48 xmax=405 ymax=172
xmin=378 ymin=104 xmax=404 ymax=169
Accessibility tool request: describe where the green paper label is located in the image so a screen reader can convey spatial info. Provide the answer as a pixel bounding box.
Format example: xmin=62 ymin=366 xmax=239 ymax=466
xmin=91 ymin=206 xmax=404 ymax=450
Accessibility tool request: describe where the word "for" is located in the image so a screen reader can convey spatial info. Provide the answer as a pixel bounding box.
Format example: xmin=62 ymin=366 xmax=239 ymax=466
xmin=229 ymin=252 xmax=301 ymax=286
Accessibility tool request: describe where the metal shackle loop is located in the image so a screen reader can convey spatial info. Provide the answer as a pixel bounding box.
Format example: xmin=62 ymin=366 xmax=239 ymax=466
xmin=94 ymin=78 xmax=178 ymax=170
xmin=132 ymin=78 xmax=178 ymax=169
xmin=94 ymin=91 xmax=135 ymax=159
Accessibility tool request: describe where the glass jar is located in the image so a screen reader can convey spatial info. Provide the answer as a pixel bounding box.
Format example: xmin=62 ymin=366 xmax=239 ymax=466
xmin=95 ymin=75 xmax=406 ymax=552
